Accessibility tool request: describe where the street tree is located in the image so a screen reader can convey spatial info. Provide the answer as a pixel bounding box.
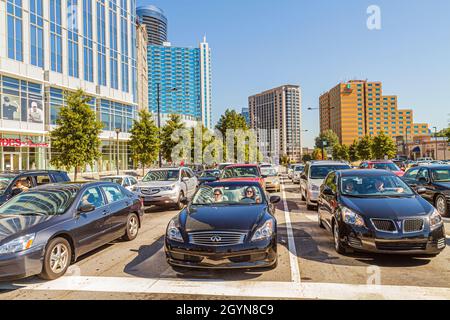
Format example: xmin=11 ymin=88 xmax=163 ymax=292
xmin=315 ymin=130 xmax=339 ymax=151
xmin=50 ymin=89 xmax=103 ymax=181
xmin=356 ymin=135 xmax=373 ymax=160
xmin=333 ymin=144 xmax=350 ymax=161
xmin=280 ymin=154 xmax=290 ymax=166
xmin=312 ymin=148 xmax=327 ymax=160
xmin=302 ymin=154 xmax=313 ymax=162
xmin=160 ymin=114 xmax=186 ymax=164
xmin=129 ymin=109 xmax=160 ymax=176
xmin=349 ymin=140 xmax=360 ymax=162
xmin=371 ymin=131 xmax=397 ymax=159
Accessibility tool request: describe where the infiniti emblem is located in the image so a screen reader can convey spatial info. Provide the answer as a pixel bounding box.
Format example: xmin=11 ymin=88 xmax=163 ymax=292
xmin=210 ymin=236 xmax=222 ymax=242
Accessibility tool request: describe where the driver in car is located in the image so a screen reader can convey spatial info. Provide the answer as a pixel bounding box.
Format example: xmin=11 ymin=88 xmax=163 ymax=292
xmin=241 ymin=187 xmax=261 ymax=204
xmin=213 ymin=189 xmax=227 ymax=203
xmin=343 ymin=180 xmax=358 ymax=194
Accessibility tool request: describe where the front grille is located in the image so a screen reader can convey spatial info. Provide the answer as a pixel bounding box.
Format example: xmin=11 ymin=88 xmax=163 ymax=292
xmin=189 ymin=231 xmax=246 ymax=246
xmin=371 ymin=219 xmax=397 ymax=232
xmin=141 ymin=188 xmax=160 ymax=195
xmin=403 ymin=219 xmax=424 ymax=233
xmin=376 ymin=242 xmax=427 ymax=251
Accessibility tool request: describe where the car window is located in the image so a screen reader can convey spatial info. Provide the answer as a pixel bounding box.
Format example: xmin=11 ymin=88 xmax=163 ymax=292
xmin=102 ymin=185 xmax=126 ymax=203
xmin=404 ymin=168 xmax=419 ymax=179
xmin=129 ymin=177 xmax=138 ymax=185
xmin=430 ymin=169 xmax=450 ymax=182
xmin=53 ymin=172 xmax=69 ymax=182
xmin=192 ymin=185 xmax=265 ymax=205
xmin=325 ymin=173 xmax=336 ymax=192
xmin=143 ymin=170 xmax=180 ymax=182
xmin=123 ymin=178 xmax=131 ymax=187
xmin=0 ymin=176 xmax=14 ymax=194
xmin=417 ymin=168 xmax=430 ymax=181
xmin=35 ymin=175 xmax=51 ymax=186
xmin=79 ymin=187 xmax=106 ymax=208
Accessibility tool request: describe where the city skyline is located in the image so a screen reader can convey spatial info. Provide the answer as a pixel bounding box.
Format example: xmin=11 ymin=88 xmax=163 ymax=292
xmin=138 ymin=0 xmax=450 ymax=147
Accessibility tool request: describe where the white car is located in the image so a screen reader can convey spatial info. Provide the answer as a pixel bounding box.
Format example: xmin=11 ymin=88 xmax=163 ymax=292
xmin=100 ymin=175 xmax=139 ymax=191
xmin=292 ymin=165 xmax=305 ymax=184
xmin=288 ymin=163 xmax=303 ymax=180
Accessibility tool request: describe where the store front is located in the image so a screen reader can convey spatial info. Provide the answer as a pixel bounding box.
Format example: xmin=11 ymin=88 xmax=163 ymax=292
xmin=0 ymin=135 xmax=48 ymax=171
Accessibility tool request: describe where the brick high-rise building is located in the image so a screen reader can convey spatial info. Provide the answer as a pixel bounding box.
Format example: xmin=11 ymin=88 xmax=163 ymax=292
xmin=319 ymin=80 xmax=430 ymax=146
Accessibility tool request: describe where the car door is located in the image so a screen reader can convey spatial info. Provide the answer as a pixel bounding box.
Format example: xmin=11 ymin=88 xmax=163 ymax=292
xmin=300 ymin=164 xmax=309 ymax=198
xmin=416 ymin=168 xmax=434 ymax=203
xmin=320 ymin=173 xmax=336 ymax=230
xmin=128 ymin=177 xmax=138 ymax=190
xmin=184 ymin=169 xmax=196 ymax=198
xmin=72 ymin=186 xmax=110 ymax=256
xmin=402 ymin=168 xmax=420 ymax=187
xmin=101 ymin=184 xmax=131 ymax=240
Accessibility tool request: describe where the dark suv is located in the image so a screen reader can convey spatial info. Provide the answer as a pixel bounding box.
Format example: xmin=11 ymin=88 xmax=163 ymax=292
xmin=0 ymin=170 xmax=70 ymax=205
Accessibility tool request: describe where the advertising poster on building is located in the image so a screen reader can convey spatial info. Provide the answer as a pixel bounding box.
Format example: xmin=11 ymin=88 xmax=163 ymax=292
xmin=28 ymin=99 xmax=44 ymax=123
xmin=1 ymin=94 xmax=20 ymax=121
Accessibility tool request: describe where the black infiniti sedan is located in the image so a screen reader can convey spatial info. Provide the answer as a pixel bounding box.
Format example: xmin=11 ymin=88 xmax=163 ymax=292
xmin=0 ymin=182 xmax=143 ymax=281
xmin=165 ymin=181 xmax=280 ymax=270
xmin=402 ymin=165 xmax=450 ymax=217
xmin=318 ymin=170 xmax=446 ymax=256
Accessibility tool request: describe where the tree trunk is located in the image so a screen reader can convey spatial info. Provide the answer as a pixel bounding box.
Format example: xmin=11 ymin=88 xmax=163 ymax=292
xmin=142 ymin=164 xmax=145 ymax=177
xmin=74 ymin=167 xmax=78 ymax=182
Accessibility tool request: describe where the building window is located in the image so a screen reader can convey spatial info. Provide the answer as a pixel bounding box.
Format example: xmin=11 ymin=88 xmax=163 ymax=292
xmin=7 ymin=0 xmax=23 ymax=61
xmin=97 ymin=0 xmax=107 ymax=86
xmin=67 ymin=0 xmax=79 ymax=77
xmin=120 ymin=0 xmax=129 ymax=93
xmin=83 ymin=0 xmax=93 ymax=82
xmin=30 ymin=0 xmax=44 ymax=68
xmin=109 ymin=1 xmax=119 ymax=89
xmin=50 ymin=0 xmax=63 ymax=73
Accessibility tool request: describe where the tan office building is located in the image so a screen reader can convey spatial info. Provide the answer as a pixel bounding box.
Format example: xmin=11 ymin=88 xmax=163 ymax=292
xmin=319 ymin=80 xmax=430 ymax=146
xmin=136 ymin=23 xmax=149 ymax=112
xmin=249 ymin=85 xmax=302 ymax=161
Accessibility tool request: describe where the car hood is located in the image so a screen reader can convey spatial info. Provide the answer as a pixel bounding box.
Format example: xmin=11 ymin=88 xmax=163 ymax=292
xmin=265 ymin=176 xmax=279 ymax=183
xmin=182 ymin=205 xmax=267 ymax=233
xmin=136 ymin=181 xmax=178 ymax=188
xmin=309 ymin=178 xmax=324 ymax=186
xmin=340 ymin=195 xmax=432 ymax=219
xmin=220 ymin=177 xmax=262 ymax=183
xmin=0 ymin=215 xmax=55 ymax=243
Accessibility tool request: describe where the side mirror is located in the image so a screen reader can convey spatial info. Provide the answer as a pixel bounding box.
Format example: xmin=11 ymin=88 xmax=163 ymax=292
xmin=11 ymin=188 xmax=23 ymax=196
xmin=182 ymin=177 xmax=189 ymax=182
xmin=323 ymin=187 xmax=335 ymax=196
xmin=180 ymin=197 xmax=189 ymax=206
xmin=79 ymin=203 xmax=95 ymax=213
xmin=416 ymin=187 xmax=427 ymax=195
xmin=270 ymin=196 xmax=281 ymax=204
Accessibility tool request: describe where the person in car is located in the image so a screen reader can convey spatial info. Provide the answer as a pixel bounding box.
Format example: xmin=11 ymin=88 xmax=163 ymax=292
xmin=15 ymin=179 xmax=30 ymax=192
xmin=241 ymin=187 xmax=261 ymax=204
xmin=343 ymin=180 xmax=358 ymax=194
xmin=213 ymin=189 xmax=227 ymax=203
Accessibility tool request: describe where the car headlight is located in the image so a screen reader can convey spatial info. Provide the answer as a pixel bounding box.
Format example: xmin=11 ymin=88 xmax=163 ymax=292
xmin=430 ymin=209 xmax=443 ymax=228
xmin=166 ymin=220 xmax=183 ymax=242
xmin=251 ymin=219 xmax=275 ymax=242
xmin=308 ymin=183 xmax=320 ymax=191
xmin=0 ymin=234 xmax=35 ymax=255
xmin=342 ymin=207 xmax=365 ymax=227
xmin=161 ymin=185 xmax=176 ymax=191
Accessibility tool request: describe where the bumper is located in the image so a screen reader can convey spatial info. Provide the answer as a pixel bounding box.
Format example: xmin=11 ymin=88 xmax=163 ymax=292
xmin=140 ymin=193 xmax=179 ymax=206
xmin=340 ymin=223 xmax=446 ymax=255
xmin=0 ymin=246 xmax=44 ymax=281
xmin=307 ymin=190 xmax=319 ymax=204
xmin=165 ymin=239 xmax=277 ymax=269
xmin=265 ymin=183 xmax=280 ymax=191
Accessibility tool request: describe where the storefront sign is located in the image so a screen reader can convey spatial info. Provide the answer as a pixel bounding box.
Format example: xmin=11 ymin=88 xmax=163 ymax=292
xmin=0 ymin=138 xmax=49 ymax=148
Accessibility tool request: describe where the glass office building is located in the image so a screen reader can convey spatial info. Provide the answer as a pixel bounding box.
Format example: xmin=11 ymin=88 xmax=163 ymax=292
xmin=0 ymin=0 xmax=138 ymax=174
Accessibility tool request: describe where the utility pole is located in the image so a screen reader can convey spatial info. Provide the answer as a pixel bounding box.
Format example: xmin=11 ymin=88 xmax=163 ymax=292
xmin=115 ymin=128 xmax=121 ymax=175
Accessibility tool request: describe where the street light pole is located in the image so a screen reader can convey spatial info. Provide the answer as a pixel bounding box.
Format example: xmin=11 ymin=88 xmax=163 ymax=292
xmin=157 ymin=83 xmax=162 ymax=168
xmin=115 ymin=128 xmax=121 ymax=175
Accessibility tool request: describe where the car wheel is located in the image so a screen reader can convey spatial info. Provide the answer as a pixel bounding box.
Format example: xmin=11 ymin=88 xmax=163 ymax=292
xmin=123 ymin=213 xmax=139 ymax=241
xmin=333 ymin=221 xmax=346 ymax=254
xmin=176 ymin=191 xmax=185 ymax=210
xmin=435 ymin=195 xmax=449 ymax=217
xmin=39 ymin=237 xmax=72 ymax=280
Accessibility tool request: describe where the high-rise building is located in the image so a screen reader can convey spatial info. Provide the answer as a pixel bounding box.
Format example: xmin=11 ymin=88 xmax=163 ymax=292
xmin=136 ymin=22 xmax=148 ymax=111
xmin=249 ymin=85 xmax=302 ymax=161
xmin=319 ymin=80 xmax=430 ymax=146
xmin=241 ymin=107 xmax=250 ymax=126
xmin=136 ymin=5 xmax=167 ymax=45
xmin=200 ymin=36 xmax=212 ymax=129
xmin=0 ymin=0 xmax=138 ymax=173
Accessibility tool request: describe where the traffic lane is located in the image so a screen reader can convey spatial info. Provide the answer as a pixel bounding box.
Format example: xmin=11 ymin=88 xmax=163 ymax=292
xmin=282 ymin=180 xmax=450 ymax=288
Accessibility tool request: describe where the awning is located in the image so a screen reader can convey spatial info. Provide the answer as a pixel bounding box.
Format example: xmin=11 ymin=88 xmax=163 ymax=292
xmin=411 ymin=146 xmax=421 ymax=153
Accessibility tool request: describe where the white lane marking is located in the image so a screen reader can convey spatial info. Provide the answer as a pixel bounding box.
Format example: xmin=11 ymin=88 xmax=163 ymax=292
xmin=1 ymin=276 xmax=450 ymax=300
xmin=280 ymin=177 xmax=301 ymax=284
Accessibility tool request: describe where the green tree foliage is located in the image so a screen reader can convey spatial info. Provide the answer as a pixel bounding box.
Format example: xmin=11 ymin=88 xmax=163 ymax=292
xmin=312 ymin=148 xmax=327 ymax=160
xmin=160 ymin=114 xmax=186 ymax=163
xmin=302 ymin=154 xmax=313 ymax=162
xmin=333 ymin=144 xmax=350 ymax=161
xmin=315 ymin=130 xmax=339 ymax=150
xmin=191 ymin=124 xmax=211 ymax=164
xmin=371 ymin=131 xmax=397 ymax=159
xmin=356 ymin=135 xmax=373 ymax=160
xmin=349 ymin=140 xmax=360 ymax=162
xmin=50 ymin=89 xmax=103 ymax=181
xmin=129 ymin=109 xmax=160 ymax=175
xmin=280 ymin=154 xmax=290 ymax=166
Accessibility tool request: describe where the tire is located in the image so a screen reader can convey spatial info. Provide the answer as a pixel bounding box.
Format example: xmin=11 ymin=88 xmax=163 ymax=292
xmin=333 ymin=221 xmax=347 ymax=255
xmin=176 ymin=191 xmax=185 ymax=210
xmin=123 ymin=213 xmax=139 ymax=241
xmin=435 ymin=195 xmax=449 ymax=217
xmin=39 ymin=237 xmax=72 ymax=280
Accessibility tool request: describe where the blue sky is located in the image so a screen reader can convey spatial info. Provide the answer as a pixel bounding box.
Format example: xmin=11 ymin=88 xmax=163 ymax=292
xmin=138 ymin=0 xmax=450 ymax=147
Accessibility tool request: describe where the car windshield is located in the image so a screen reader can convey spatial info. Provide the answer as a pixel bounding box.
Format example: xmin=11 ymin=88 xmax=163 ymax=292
xmin=0 ymin=176 xmax=14 ymax=194
xmin=294 ymin=166 xmax=304 ymax=172
xmin=143 ymin=170 xmax=179 ymax=182
xmin=340 ymin=175 xmax=414 ymax=197
xmin=310 ymin=165 xmax=350 ymax=179
xmin=192 ymin=185 xmax=265 ymax=205
xmin=0 ymin=189 xmax=78 ymax=216
xmin=101 ymin=177 xmax=123 ymax=185
xmin=431 ymin=169 xmax=450 ymax=182
xmin=372 ymin=163 xmax=400 ymax=171
xmin=222 ymin=166 xmax=260 ymax=178
xmin=261 ymin=168 xmax=277 ymax=177
xmin=201 ymin=170 xmax=220 ymax=177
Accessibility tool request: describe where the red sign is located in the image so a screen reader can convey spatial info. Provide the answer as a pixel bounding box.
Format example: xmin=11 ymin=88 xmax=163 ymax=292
xmin=0 ymin=138 xmax=49 ymax=148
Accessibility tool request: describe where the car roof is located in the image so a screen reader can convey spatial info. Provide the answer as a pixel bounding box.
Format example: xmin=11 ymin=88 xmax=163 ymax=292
xmin=33 ymin=181 xmax=116 ymax=190
xmin=338 ymin=169 xmax=396 ymax=177
xmin=0 ymin=170 xmax=66 ymax=175
xmin=204 ymin=181 xmax=263 ymax=188
xmin=410 ymin=165 xmax=450 ymax=170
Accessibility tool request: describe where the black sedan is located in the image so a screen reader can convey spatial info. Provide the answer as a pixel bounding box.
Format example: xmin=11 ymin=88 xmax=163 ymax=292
xmin=318 ymin=170 xmax=446 ymax=255
xmin=402 ymin=165 xmax=450 ymax=216
xmin=0 ymin=182 xmax=143 ymax=281
xmin=198 ymin=169 xmax=221 ymax=185
xmin=165 ymin=181 xmax=280 ymax=270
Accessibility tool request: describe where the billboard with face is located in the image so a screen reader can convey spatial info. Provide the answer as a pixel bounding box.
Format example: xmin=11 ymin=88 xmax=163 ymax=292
xmin=28 ymin=99 xmax=44 ymax=123
xmin=2 ymin=94 xmax=20 ymax=121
